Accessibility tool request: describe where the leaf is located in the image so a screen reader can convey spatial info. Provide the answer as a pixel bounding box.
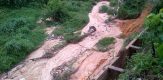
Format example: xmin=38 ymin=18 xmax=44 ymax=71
xmin=157 ymin=44 xmax=163 ymax=59
xmin=159 ymin=34 xmax=163 ymax=41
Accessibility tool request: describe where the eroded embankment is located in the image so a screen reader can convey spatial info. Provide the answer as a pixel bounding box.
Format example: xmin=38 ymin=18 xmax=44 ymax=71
xmin=1 ymin=1 xmax=125 ymax=80
xmin=116 ymin=4 xmax=153 ymax=37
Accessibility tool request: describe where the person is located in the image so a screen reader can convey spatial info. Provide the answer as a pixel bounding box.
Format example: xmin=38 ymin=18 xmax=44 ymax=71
xmin=88 ymin=26 xmax=96 ymax=33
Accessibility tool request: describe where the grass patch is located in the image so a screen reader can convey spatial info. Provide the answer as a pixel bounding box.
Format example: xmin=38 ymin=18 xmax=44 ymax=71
xmin=0 ymin=7 xmax=42 ymax=23
xmin=0 ymin=7 xmax=45 ymax=73
xmin=64 ymin=33 xmax=82 ymax=43
xmin=99 ymin=5 xmax=109 ymax=13
xmin=52 ymin=0 xmax=93 ymax=42
xmin=96 ymin=37 xmax=115 ymax=52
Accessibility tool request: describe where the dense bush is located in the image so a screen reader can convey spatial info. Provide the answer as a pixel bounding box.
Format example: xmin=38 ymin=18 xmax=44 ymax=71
xmin=44 ymin=0 xmax=69 ymax=22
xmin=110 ymin=0 xmax=118 ymax=7
xmin=151 ymin=0 xmax=163 ymax=13
xmin=143 ymin=9 xmax=163 ymax=59
xmin=157 ymin=44 xmax=163 ymax=59
xmin=4 ymin=39 xmax=34 ymax=54
xmin=118 ymin=53 xmax=163 ymax=79
xmin=52 ymin=0 xmax=92 ymax=42
xmin=0 ymin=18 xmax=27 ymax=35
xmin=110 ymin=0 xmax=146 ymax=19
xmin=118 ymin=0 xmax=146 ymax=19
xmin=0 ymin=0 xmax=49 ymax=8
xmin=0 ymin=17 xmax=45 ymax=72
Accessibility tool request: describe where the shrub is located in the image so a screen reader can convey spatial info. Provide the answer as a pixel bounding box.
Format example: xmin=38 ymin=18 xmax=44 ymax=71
xmin=44 ymin=0 xmax=69 ymax=22
xmin=118 ymin=53 xmax=163 ymax=80
xmin=151 ymin=0 xmax=163 ymax=13
xmin=110 ymin=0 xmax=146 ymax=19
xmin=96 ymin=37 xmax=115 ymax=52
xmin=0 ymin=0 xmax=49 ymax=8
xmin=0 ymin=17 xmax=45 ymax=73
xmin=157 ymin=44 xmax=163 ymax=59
xmin=110 ymin=0 xmax=118 ymax=7
xmin=63 ymin=1 xmax=81 ymax=12
xmin=17 ymin=27 xmax=30 ymax=34
xmin=0 ymin=0 xmax=28 ymax=8
xmin=118 ymin=53 xmax=152 ymax=79
xmin=4 ymin=38 xmax=34 ymax=54
xmin=51 ymin=0 xmax=91 ymax=43
xmin=53 ymin=14 xmax=88 ymax=36
xmin=0 ymin=53 xmax=16 ymax=72
xmin=0 ymin=18 xmax=27 ymax=35
xmin=117 ymin=6 xmax=140 ymax=19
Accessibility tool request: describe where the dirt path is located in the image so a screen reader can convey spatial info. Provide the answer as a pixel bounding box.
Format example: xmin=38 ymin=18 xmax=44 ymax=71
xmin=41 ymin=1 xmax=124 ymax=80
xmin=1 ymin=1 xmax=125 ymax=80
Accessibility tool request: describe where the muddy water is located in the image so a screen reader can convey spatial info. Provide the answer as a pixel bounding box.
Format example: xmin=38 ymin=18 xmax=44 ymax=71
xmin=1 ymin=1 xmax=124 ymax=80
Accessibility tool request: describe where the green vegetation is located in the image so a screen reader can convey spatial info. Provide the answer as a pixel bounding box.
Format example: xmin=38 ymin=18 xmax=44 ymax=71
xmin=110 ymin=0 xmax=118 ymax=7
xmin=0 ymin=13 xmax=45 ymax=73
xmin=51 ymin=0 xmax=95 ymax=43
xmin=151 ymin=0 xmax=163 ymax=13
xmin=119 ymin=53 xmax=163 ymax=79
xmin=99 ymin=5 xmax=109 ymax=13
xmin=99 ymin=5 xmax=116 ymax=15
xmin=96 ymin=37 xmax=115 ymax=52
xmin=109 ymin=0 xmax=146 ymax=19
xmin=0 ymin=0 xmax=48 ymax=8
xmin=118 ymin=8 xmax=163 ymax=80
xmin=118 ymin=0 xmax=146 ymax=19
xmin=63 ymin=33 xmax=82 ymax=43
xmin=0 ymin=1 xmax=46 ymax=73
xmin=0 ymin=0 xmax=95 ymax=73
xmin=99 ymin=0 xmax=147 ymax=19
xmin=143 ymin=9 xmax=163 ymax=59
xmin=44 ymin=0 xmax=69 ymax=22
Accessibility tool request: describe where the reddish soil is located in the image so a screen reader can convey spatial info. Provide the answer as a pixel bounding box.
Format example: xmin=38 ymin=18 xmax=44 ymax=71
xmin=1 ymin=2 xmax=152 ymax=80
xmin=116 ymin=4 xmax=153 ymax=37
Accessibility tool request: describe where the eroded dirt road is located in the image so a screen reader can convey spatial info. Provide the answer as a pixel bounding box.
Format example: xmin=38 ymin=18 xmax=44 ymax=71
xmin=41 ymin=1 xmax=124 ymax=80
xmin=1 ymin=1 xmax=125 ymax=80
